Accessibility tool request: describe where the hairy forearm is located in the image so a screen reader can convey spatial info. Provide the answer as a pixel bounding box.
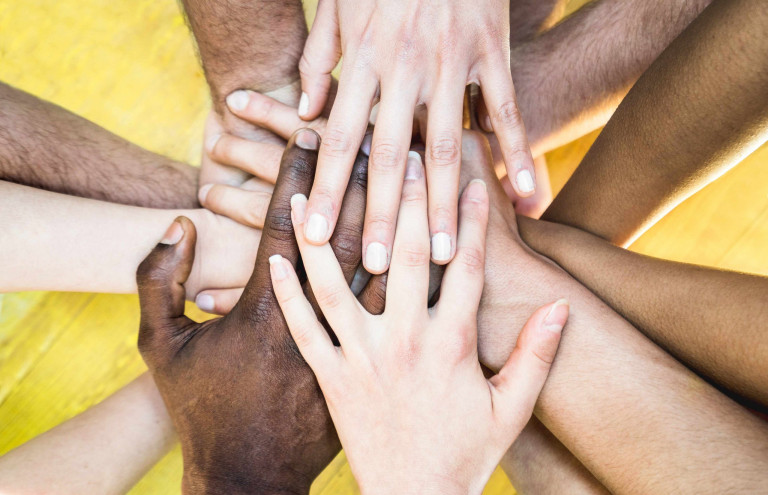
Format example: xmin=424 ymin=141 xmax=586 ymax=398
xmin=502 ymin=417 xmax=608 ymax=495
xmin=518 ymin=216 xmax=768 ymax=407
xmin=514 ymin=0 xmax=712 ymax=157
xmin=0 ymin=374 xmax=174 ymax=495
xmin=181 ymin=0 xmax=307 ymax=117
xmin=0 ymin=181 xmax=200 ymax=294
xmin=0 ymin=82 xmax=199 ymax=209
xmin=542 ymin=0 xmax=768 ymax=245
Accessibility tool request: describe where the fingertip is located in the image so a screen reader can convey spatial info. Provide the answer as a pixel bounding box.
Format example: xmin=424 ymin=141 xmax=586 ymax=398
xmin=290 ymin=193 xmax=308 ymax=225
xmin=159 ymin=219 xmax=184 ymax=246
xmin=513 ymin=167 xmax=536 ymax=197
xmin=463 ymin=178 xmax=489 ymax=205
xmin=292 ymin=128 xmax=320 ymax=151
xmin=269 ymin=254 xmax=289 ymax=282
xmin=298 ymin=92 xmax=310 ymax=118
xmin=195 ymin=293 xmax=215 ymax=314
xmin=226 ymin=89 xmax=251 ymax=113
xmin=198 ymin=183 xmax=213 ymax=205
xmin=542 ymin=298 xmax=569 ymax=334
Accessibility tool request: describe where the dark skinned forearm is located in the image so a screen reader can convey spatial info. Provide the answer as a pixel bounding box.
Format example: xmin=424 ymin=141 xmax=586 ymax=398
xmin=0 ymin=82 xmax=199 ymax=209
xmin=542 ymin=0 xmax=768 ymax=246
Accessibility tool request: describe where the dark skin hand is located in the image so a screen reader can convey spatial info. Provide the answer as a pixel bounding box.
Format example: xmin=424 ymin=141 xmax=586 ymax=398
xmin=136 ymin=129 xmax=384 ymax=494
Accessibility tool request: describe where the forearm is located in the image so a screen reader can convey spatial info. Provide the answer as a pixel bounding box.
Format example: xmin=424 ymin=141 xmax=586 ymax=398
xmin=0 ymin=373 xmax=174 ymax=495
xmin=0 ymin=82 xmax=199 ymax=209
xmin=181 ymin=0 xmax=307 ymax=117
xmin=542 ymin=0 xmax=768 ymax=245
xmin=513 ymin=0 xmax=712 ymax=157
xmin=483 ymin=251 xmax=768 ymax=492
xmin=0 ymin=181 xmax=200 ymax=294
xmin=518 ymin=216 xmax=768 ymax=407
xmin=502 ymin=417 xmax=608 ymax=495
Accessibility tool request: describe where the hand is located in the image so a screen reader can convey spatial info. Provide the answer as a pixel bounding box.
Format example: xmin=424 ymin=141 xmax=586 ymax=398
xmin=182 ymin=208 xmax=261 ymax=315
xmin=271 ymin=152 xmax=565 ymax=493
xmin=297 ymin=0 xmax=537 ymax=275
xmin=137 ymin=130 xmax=384 ymax=494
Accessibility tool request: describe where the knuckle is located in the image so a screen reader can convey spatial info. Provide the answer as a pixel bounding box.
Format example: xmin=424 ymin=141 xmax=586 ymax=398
xmin=361 ymin=274 xmax=387 ymax=315
xmin=444 ymin=328 xmax=475 ymax=360
xmin=331 ymin=227 xmax=362 ymax=267
xmin=370 ymin=140 xmax=404 ymax=174
xmin=495 ymin=100 xmax=523 ymax=129
xmin=136 ymin=255 xmax=169 ymax=289
xmin=366 ymin=212 xmax=396 ymax=234
xmin=427 ymin=137 xmax=460 ymax=169
xmin=401 ymin=183 xmax=427 ymax=204
xmin=392 ymin=333 xmax=422 ymax=366
xmin=395 ymin=243 xmax=430 ymax=267
xmin=456 ymin=246 xmax=485 ymax=273
xmin=321 ymin=126 xmax=353 ymax=157
xmin=263 ymin=208 xmax=295 ymax=243
xmin=315 ymin=285 xmax=345 ymax=310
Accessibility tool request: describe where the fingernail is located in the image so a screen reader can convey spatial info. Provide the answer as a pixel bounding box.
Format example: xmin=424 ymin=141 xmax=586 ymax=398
xmin=298 ymin=92 xmax=309 ymax=117
xmin=361 ymin=133 xmax=372 ymax=156
xmin=483 ymin=115 xmax=492 ymax=133
xmin=405 ymin=151 xmax=422 ymax=180
xmin=160 ymin=220 xmax=184 ymax=245
xmin=269 ymin=254 xmax=288 ymax=281
xmin=431 ymin=232 xmax=452 ymax=262
xmin=295 ymin=129 xmax=319 ymax=150
xmin=466 ymin=179 xmax=487 ymax=202
xmin=290 ymin=194 xmax=307 ymax=223
xmin=369 ymin=102 xmax=379 ymax=126
xmin=195 ymin=294 xmax=215 ymax=313
xmin=198 ymin=183 xmax=213 ymax=204
xmin=305 ymin=214 xmax=329 ymax=243
xmin=543 ymin=298 xmax=569 ymax=333
xmin=205 ymin=133 xmax=221 ymax=153
xmin=515 ymin=169 xmax=535 ymax=194
xmin=226 ymin=90 xmax=250 ymax=112
xmin=365 ymin=242 xmax=388 ymax=272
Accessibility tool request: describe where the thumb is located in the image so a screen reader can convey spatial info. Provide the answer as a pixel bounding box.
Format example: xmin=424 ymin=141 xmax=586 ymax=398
xmin=137 ymin=217 xmax=197 ymax=362
xmin=299 ymin=0 xmax=341 ymax=120
xmin=489 ymin=299 xmax=568 ymax=436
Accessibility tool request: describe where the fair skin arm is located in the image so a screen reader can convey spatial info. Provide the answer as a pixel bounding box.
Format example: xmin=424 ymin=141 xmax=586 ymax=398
xmin=518 ymin=216 xmax=768 ymax=408
xmin=0 ymin=82 xmax=199 ymax=209
xmin=299 ymin=0 xmax=537 ymax=275
xmin=459 ymin=132 xmax=768 ymax=493
xmin=272 ymin=153 xmax=565 ymax=493
xmin=541 ymin=0 xmax=768 ymax=246
xmin=0 ymin=181 xmax=260 ymax=314
xmin=0 ymin=374 xmax=174 ymax=495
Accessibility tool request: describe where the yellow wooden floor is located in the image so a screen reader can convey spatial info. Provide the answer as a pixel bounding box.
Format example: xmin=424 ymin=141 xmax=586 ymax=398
xmin=1 ymin=0 xmax=767 ymax=493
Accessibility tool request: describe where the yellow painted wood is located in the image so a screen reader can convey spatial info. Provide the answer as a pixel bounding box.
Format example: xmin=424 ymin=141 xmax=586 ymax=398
xmin=1 ymin=0 xmax=766 ymax=493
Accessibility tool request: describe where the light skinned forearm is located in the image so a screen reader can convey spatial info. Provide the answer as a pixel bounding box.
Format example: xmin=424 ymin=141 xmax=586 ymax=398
xmin=513 ymin=0 xmax=712 ymax=157
xmin=542 ymin=0 xmax=768 ymax=245
xmin=501 ymin=417 xmax=608 ymax=495
xmin=0 ymin=373 xmax=174 ymax=495
xmin=518 ymin=216 xmax=768 ymax=408
xmin=0 ymin=82 xmax=199 ymax=209
xmin=0 ymin=181 xmax=200 ymax=294
xmin=181 ymin=0 xmax=307 ymax=117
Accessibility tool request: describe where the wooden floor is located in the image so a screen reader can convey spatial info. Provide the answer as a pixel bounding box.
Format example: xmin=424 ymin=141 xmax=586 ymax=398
xmin=1 ymin=0 xmax=767 ymax=493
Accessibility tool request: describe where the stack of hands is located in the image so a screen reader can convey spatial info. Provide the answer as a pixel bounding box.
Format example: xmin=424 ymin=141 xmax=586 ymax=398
xmin=141 ymin=128 xmax=567 ymax=493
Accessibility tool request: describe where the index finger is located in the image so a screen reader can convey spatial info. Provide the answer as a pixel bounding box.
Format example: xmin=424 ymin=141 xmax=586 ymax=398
xmin=304 ymin=64 xmax=378 ymax=245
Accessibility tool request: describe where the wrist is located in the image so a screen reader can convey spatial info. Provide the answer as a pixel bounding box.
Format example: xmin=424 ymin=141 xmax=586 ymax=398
xmin=182 ymin=468 xmax=311 ymax=495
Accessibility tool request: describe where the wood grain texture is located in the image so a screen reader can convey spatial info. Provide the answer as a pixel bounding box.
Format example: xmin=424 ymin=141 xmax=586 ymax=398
xmin=1 ymin=0 xmax=766 ymax=493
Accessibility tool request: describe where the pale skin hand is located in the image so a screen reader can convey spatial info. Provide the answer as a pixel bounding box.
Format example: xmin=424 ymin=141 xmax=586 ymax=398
xmin=298 ymin=0 xmax=536 ymax=274
xmin=0 ymin=373 xmax=174 ymax=495
xmin=271 ymin=154 xmax=566 ymax=494
xmin=0 ymin=181 xmax=259 ymax=315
